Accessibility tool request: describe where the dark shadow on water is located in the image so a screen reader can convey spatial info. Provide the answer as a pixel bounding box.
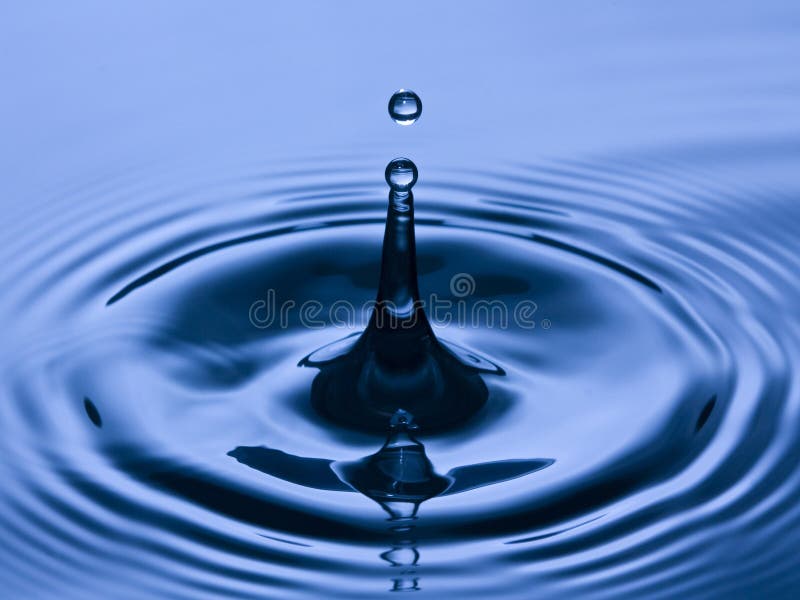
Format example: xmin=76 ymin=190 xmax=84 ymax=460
xmin=83 ymin=397 xmax=103 ymax=428
xmin=695 ymin=394 xmax=717 ymax=432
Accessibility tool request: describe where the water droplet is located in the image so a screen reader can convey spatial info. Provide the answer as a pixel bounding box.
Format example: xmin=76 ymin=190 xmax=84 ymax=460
xmin=385 ymin=158 xmax=418 ymax=192
xmin=388 ymin=89 xmax=422 ymax=125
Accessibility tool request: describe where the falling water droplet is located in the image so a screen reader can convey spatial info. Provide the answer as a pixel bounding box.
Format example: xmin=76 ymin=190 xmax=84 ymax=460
xmin=388 ymin=89 xmax=422 ymax=126
xmin=385 ymin=158 xmax=418 ymax=192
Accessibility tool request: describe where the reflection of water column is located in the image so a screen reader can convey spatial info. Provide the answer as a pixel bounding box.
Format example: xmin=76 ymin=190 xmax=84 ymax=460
xmin=228 ymin=407 xmax=554 ymax=595
xmin=300 ymin=155 xmax=500 ymax=433
xmin=358 ymin=410 xmax=440 ymax=593
xmin=382 ymin=520 xmax=420 ymax=593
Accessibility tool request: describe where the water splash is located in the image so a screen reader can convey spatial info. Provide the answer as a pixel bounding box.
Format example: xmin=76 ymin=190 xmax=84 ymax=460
xmin=301 ymin=157 xmax=503 ymax=431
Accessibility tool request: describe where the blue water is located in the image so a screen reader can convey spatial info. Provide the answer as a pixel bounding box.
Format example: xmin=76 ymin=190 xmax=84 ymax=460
xmin=2 ymin=2 xmax=800 ymax=598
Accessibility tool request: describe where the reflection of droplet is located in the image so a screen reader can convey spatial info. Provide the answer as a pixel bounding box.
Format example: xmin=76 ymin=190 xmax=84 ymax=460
xmin=381 ymin=546 xmax=419 ymax=567
xmin=388 ymin=89 xmax=422 ymax=125
xmin=385 ymin=158 xmax=418 ymax=192
xmin=390 ymin=576 xmax=420 ymax=593
xmin=83 ymin=397 xmax=102 ymax=428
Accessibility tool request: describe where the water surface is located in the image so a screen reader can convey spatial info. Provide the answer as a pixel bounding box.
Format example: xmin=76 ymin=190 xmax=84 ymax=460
xmin=1 ymin=2 xmax=800 ymax=598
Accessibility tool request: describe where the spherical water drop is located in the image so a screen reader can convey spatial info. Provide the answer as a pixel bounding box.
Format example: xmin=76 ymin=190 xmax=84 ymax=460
xmin=385 ymin=158 xmax=418 ymax=191
xmin=388 ymin=89 xmax=422 ymax=126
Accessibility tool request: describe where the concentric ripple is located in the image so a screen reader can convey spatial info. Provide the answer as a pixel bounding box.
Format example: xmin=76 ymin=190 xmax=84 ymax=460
xmin=1 ymin=144 xmax=799 ymax=599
